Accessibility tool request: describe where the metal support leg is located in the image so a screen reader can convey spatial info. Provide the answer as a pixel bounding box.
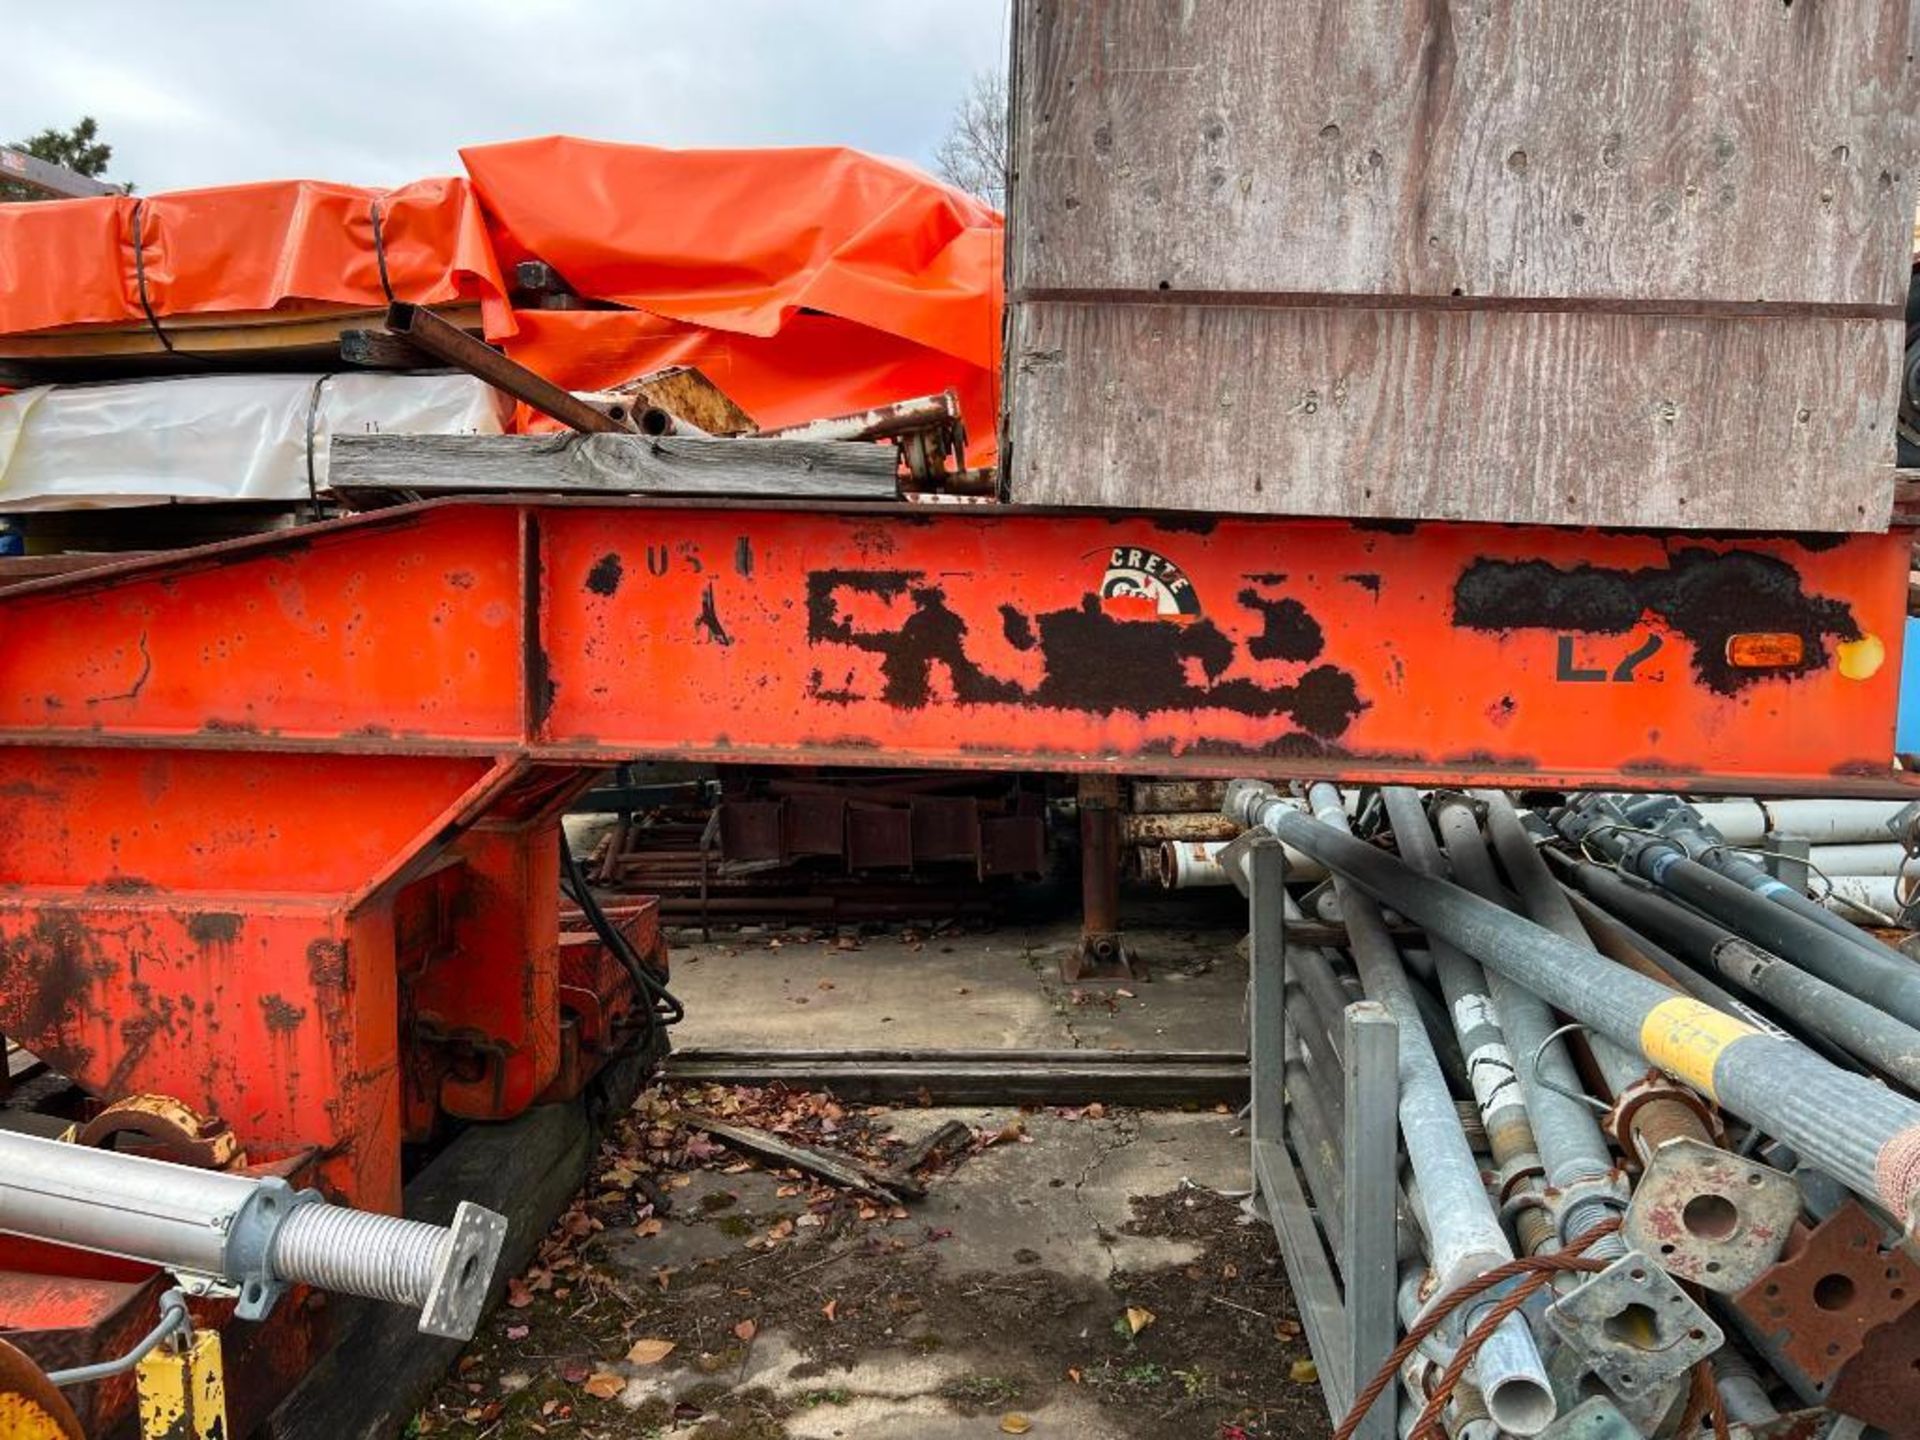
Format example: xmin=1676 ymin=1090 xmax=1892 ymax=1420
xmin=1250 ymin=836 xmax=1287 ymax=1147
xmin=1342 ymin=1001 xmax=1399 ymax=1440
xmin=1066 ymin=774 xmax=1143 ymax=982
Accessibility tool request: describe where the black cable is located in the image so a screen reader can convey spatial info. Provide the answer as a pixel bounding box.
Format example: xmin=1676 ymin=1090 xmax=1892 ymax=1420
xmin=560 ymin=840 xmax=684 ymax=1041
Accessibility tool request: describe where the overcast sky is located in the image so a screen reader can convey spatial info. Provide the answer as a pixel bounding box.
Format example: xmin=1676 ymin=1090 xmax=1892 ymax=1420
xmin=3 ymin=1 xmax=1010 ymax=193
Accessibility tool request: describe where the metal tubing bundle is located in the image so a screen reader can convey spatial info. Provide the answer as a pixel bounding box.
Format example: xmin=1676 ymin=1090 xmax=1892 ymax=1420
xmin=1227 ymin=779 xmax=1920 ymax=1439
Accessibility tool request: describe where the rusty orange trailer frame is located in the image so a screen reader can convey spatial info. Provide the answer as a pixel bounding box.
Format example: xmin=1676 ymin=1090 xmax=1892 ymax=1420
xmin=0 ymin=497 xmax=1912 ymax=1210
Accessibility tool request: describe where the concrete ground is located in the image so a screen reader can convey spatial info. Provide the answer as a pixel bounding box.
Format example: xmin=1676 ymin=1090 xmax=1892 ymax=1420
xmin=418 ymin=907 xmax=1327 ymax=1439
xmin=664 ymin=909 xmax=1249 ymax=1056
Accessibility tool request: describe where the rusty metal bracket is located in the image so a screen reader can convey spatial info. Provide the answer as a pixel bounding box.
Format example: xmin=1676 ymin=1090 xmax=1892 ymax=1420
xmin=1546 ymin=1251 xmax=1723 ymax=1401
xmin=1623 ymin=1138 xmax=1799 ymax=1294
xmin=1826 ymin=1302 xmax=1920 ymax=1433
xmin=1730 ymin=1199 xmax=1918 ymax=1388
xmin=73 ymin=1096 xmax=245 ymax=1172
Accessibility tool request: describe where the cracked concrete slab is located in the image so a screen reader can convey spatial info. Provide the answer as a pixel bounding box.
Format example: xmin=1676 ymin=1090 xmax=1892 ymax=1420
xmin=884 ymin=1108 xmax=1248 ymax=1283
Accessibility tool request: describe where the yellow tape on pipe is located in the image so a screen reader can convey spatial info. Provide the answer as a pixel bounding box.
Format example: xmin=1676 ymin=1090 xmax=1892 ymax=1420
xmin=1638 ymin=998 xmax=1756 ymax=1100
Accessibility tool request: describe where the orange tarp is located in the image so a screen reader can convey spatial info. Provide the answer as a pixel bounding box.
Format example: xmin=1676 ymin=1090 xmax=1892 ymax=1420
xmin=0 ymin=139 xmax=1004 ymax=457
xmin=0 ymin=177 xmax=502 ymax=333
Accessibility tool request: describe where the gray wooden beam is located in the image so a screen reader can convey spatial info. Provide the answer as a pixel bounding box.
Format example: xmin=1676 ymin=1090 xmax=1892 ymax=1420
xmin=327 ymin=433 xmax=900 ymax=500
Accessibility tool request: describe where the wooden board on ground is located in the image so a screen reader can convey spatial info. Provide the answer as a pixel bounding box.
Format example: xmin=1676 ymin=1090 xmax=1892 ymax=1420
xmin=327 ymin=433 xmax=900 ymax=500
xmin=1005 ymin=0 xmax=1920 ymax=530
xmin=667 ymin=1048 xmax=1248 ymax=1107
xmin=263 ymin=1044 xmax=655 ymax=1440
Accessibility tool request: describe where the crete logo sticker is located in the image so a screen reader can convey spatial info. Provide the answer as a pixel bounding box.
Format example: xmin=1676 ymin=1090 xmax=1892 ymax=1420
xmin=1100 ymin=545 xmax=1202 ymax=620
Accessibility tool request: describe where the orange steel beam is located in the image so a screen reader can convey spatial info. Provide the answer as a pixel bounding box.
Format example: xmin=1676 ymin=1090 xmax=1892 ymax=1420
xmin=0 ymin=497 xmax=1910 ymax=1209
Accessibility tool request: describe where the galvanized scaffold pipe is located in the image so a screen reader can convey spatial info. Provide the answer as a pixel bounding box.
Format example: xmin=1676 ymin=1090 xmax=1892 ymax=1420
xmin=0 ymin=1132 xmax=507 ymax=1339
xmin=1377 ymin=789 xmax=1553 ymax=1257
xmin=1557 ymin=856 xmax=1920 ymax=1091
xmin=1475 ymin=793 xmax=1646 ymax=1098
xmin=1615 ymin=794 xmax=1905 ymax=960
xmin=1478 ymin=792 xmax=1722 ymax=1164
xmin=1559 ymin=797 xmax=1920 ymax=1033
xmin=1227 ymin=780 xmax=1920 ymax=1238
xmin=1299 ymin=783 xmax=1557 ymax=1437
xmin=1429 ymin=796 xmax=1629 ymax=1257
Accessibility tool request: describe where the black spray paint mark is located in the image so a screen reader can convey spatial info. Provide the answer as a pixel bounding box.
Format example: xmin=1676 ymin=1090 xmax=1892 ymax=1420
xmin=1452 ymin=550 xmax=1859 ymax=694
xmin=585 ymin=552 xmax=624 ymax=597
xmin=696 ymin=583 xmax=734 ymax=646
xmin=805 ymin=573 xmax=1364 ymax=739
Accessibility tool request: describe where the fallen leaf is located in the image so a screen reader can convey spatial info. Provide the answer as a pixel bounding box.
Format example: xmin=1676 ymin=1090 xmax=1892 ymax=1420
xmin=505 ymin=1324 xmax=529 ymax=1341
xmin=583 ymin=1371 xmax=624 ymax=1399
xmin=822 ymin=1299 xmax=838 ymax=1322
xmin=560 ymin=1362 xmax=591 ymax=1384
xmin=1289 ymin=1358 xmax=1319 ymax=1384
xmin=1221 ymin=1262 xmax=1238 ymax=1280
xmin=733 ymin=1319 xmax=758 ymax=1342
xmin=1001 ymin=1415 xmax=1033 ymax=1435
xmin=626 ymin=1337 xmax=676 ymax=1365
xmin=635 ymin=1218 xmax=664 ymax=1238
xmin=1273 ymin=1318 xmax=1302 ymax=1341
xmin=505 ymin=1277 xmax=535 ymax=1309
xmin=1085 ymin=1102 xmax=1106 ymax=1120
xmin=818 ymin=978 xmax=837 ymax=989
xmin=1066 ymin=1367 xmax=1082 ymax=1383
xmin=1125 ymin=1306 xmax=1156 ymax=1335
xmin=1116 ymin=988 xmax=1136 ymax=999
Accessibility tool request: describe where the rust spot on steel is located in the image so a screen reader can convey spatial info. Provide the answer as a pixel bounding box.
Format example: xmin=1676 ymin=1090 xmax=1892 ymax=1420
xmin=185 ymin=912 xmax=243 ymax=946
xmin=0 ymin=911 xmax=111 ymax=1054
xmin=523 ymin=513 xmax=557 ymax=728
xmin=259 ymin=994 xmax=308 ymax=1032
xmin=306 ymin=938 xmax=349 ymax=994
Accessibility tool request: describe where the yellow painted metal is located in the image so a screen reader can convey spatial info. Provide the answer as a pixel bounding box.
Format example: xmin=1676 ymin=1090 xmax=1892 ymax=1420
xmin=136 ymin=1329 xmax=226 ymax=1440
xmin=0 ymin=1339 xmax=84 ymax=1440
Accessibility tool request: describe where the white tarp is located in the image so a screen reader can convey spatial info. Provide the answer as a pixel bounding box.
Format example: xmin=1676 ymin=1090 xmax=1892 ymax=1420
xmin=0 ymin=372 xmax=511 ymax=510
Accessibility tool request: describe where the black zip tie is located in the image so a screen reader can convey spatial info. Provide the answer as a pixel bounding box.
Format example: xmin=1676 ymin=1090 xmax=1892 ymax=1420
xmin=368 ymin=199 xmax=397 ymax=305
xmin=303 ymin=372 xmax=335 ymax=515
xmin=129 ymin=199 xmax=176 ymax=352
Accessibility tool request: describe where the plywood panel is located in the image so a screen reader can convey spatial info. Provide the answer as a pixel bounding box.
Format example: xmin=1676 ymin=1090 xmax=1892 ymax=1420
xmin=1013 ymin=0 xmax=1920 ymax=306
xmin=1008 ymin=300 xmax=1899 ymax=531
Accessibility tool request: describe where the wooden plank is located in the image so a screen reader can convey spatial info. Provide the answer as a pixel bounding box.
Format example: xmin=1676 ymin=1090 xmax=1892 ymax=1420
xmin=0 ymin=304 xmax=484 ymax=360
xmin=1012 ymin=0 xmax=1920 ymax=307
xmin=685 ymin=1116 xmax=908 ymax=1203
xmin=664 ymin=1053 xmax=1248 ymax=1107
xmin=1008 ymin=299 xmax=1899 ymax=530
xmin=327 ymin=433 xmax=900 ymax=500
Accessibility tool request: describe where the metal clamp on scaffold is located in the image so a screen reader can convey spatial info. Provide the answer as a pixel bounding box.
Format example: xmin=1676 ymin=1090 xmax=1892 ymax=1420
xmin=0 ymin=1131 xmax=507 ymax=1340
